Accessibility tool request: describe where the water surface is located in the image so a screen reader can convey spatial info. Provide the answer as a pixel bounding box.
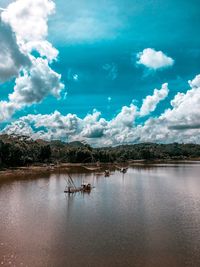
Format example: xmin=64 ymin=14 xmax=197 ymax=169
xmin=1 ymin=164 xmax=200 ymax=267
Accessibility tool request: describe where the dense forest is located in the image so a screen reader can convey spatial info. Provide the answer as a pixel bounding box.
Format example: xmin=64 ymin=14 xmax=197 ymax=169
xmin=0 ymin=134 xmax=200 ymax=168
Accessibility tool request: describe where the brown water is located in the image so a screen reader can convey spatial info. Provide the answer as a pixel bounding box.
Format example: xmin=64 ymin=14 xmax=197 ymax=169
xmin=1 ymin=164 xmax=200 ymax=267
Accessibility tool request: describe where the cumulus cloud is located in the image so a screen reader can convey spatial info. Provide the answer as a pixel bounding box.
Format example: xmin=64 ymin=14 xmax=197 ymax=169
xmin=161 ymin=83 xmax=200 ymax=129
xmin=9 ymin=57 xmax=64 ymax=105
xmin=0 ymin=0 xmax=64 ymax=121
xmin=25 ymin=41 xmax=58 ymax=63
xmin=82 ymin=111 xmax=107 ymax=138
xmin=0 ymin=94 xmax=145 ymax=146
xmin=137 ymin=48 xmax=174 ymax=70
xmin=0 ymin=101 xmax=18 ymax=121
xmin=1 ymin=0 xmax=58 ymax=61
xmin=188 ymin=74 xmax=200 ymax=88
xmin=140 ymin=83 xmax=169 ymax=116
xmin=3 ymin=74 xmax=200 ymax=146
xmin=0 ymin=19 xmax=30 ymax=82
xmin=111 ymin=104 xmax=137 ymax=128
xmin=1 ymin=0 xmax=55 ymax=43
xmin=2 ymin=105 xmax=137 ymax=146
xmin=137 ymin=76 xmax=200 ymax=143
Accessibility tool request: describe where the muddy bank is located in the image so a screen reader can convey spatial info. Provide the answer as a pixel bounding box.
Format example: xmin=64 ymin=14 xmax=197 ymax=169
xmin=1 ymin=159 xmax=200 ymax=180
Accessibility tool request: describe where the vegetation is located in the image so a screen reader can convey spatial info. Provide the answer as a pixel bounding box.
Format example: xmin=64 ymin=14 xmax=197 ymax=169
xmin=0 ymin=134 xmax=200 ymax=168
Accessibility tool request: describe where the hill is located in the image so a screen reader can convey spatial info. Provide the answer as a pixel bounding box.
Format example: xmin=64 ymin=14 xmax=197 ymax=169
xmin=0 ymin=134 xmax=200 ymax=168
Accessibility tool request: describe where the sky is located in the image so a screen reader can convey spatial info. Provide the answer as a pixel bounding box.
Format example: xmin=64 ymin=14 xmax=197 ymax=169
xmin=0 ymin=0 xmax=200 ymax=146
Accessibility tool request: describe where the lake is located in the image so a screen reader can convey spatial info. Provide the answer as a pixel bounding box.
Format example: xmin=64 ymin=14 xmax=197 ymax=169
xmin=1 ymin=163 xmax=200 ymax=267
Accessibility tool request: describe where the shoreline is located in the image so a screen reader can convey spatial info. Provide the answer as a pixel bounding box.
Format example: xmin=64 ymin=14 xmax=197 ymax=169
xmin=1 ymin=159 xmax=200 ymax=179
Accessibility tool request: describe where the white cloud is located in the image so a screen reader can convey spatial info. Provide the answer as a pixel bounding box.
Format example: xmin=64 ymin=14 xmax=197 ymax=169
xmin=0 ymin=19 xmax=30 ymax=82
xmin=137 ymin=77 xmax=200 ymax=143
xmin=3 ymin=74 xmax=200 ymax=146
xmin=140 ymin=83 xmax=169 ymax=116
xmin=188 ymin=74 xmax=200 ymax=88
xmin=1 ymin=103 xmax=138 ymax=146
xmin=0 ymin=101 xmax=18 ymax=121
xmin=82 ymin=111 xmax=107 ymax=138
xmin=9 ymin=57 xmax=64 ymax=105
xmin=25 ymin=40 xmax=58 ymax=62
xmin=1 ymin=0 xmax=55 ymax=43
xmin=0 ymin=0 xmax=64 ymax=121
xmin=162 ymin=86 xmax=200 ymax=129
xmin=2 ymin=119 xmax=35 ymax=137
xmin=137 ymin=48 xmax=174 ymax=70
xmin=111 ymin=104 xmax=137 ymax=128
xmin=1 ymin=0 xmax=58 ymax=62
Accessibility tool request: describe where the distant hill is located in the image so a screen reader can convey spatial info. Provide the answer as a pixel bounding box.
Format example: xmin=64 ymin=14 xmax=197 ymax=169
xmin=0 ymin=134 xmax=200 ymax=168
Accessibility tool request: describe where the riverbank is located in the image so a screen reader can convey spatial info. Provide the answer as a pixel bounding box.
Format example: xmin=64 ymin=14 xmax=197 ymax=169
xmin=1 ymin=159 xmax=200 ymax=180
xmin=1 ymin=135 xmax=200 ymax=169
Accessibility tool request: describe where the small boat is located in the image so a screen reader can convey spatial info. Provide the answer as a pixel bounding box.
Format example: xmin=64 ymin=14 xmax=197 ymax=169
xmin=64 ymin=174 xmax=94 ymax=194
xmin=120 ymin=167 xmax=128 ymax=173
xmin=64 ymin=184 xmax=92 ymax=193
xmin=64 ymin=186 xmax=82 ymax=193
xmin=104 ymin=170 xmax=110 ymax=177
xmin=115 ymin=166 xmax=128 ymax=173
xmin=81 ymin=183 xmax=92 ymax=192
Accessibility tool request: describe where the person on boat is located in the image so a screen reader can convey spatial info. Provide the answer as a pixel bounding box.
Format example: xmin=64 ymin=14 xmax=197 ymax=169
xmin=104 ymin=170 xmax=110 ymax=177
xmin=82 ymin=183 xmax=86 ymax=190
xmin=68 ymin=186 xmax=71 ymax=193
xmin=120 ymin=168 xmax=127 ymax=173
xmin=86 ymin=183 xmax=91 ymax=190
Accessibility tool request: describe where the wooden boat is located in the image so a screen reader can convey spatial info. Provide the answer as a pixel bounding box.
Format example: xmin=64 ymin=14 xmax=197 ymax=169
xmin=64 ymin=187 xmax=83 ymax=193
xmin=104 ymin=170 xmax=110 ymax=177
xmin=64 ymin=174 xmax=94 ymax=194
xmin=115 ymin=166 xmax=128 ymax=173
xmin=64 ymin=184 xmax=92 ymax=193
xmin=120 ymin=167 xmax=128 ymax=173
xmin=81 ymin=183 xmax=92 ymax=192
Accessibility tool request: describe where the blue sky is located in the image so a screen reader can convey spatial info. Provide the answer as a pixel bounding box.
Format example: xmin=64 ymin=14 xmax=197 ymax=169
xmin=47 ymin=0 xmax=200 ymax=118
xmin=0 ymin=0 xmax=200 ymax=145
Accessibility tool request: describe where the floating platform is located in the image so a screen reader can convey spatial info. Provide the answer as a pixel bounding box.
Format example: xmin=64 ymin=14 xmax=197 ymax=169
xmin=64 ymin=184 xmax=93 ymax=194
xmin=64 ymin=187 xmax=83 ymax=193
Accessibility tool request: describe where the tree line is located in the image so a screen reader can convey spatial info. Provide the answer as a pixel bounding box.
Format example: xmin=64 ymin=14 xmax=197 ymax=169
xmin=0 ymin=134 xmax=200 ymax=168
